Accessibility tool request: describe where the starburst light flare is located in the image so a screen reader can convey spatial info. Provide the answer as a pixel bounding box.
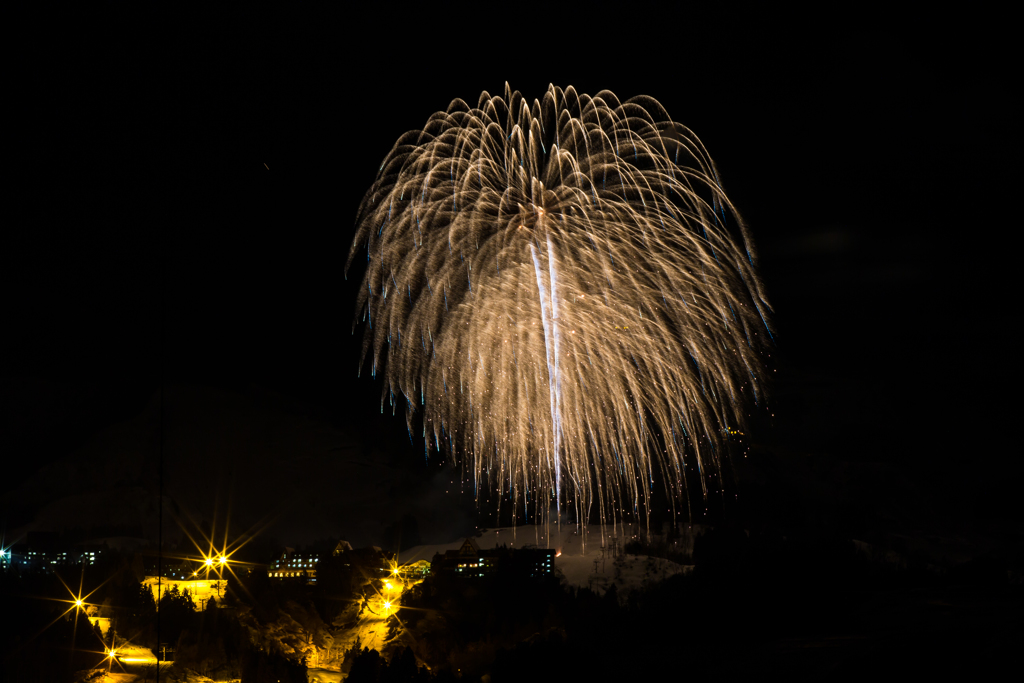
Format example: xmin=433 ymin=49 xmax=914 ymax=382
xmin=348 ymin=84 xmax=772 ymax=528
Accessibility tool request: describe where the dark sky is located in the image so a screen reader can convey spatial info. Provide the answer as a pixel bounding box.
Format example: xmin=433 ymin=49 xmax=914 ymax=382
xmin=4 ymin=15 xmax=1017 ymax=545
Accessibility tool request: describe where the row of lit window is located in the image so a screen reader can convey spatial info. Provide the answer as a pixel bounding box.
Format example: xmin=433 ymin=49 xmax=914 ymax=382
xmin=26 ymin=550 xmax=98 ymax=554
xmin=269 ymin=571 xmax=317 ymax=578
xmin=271 ymin=559 xmax=319 ymax=569
xmin=20 ymin=551 xmax=99 ymax=565
xmin=455 ymin=566 xmax=486 ymax=576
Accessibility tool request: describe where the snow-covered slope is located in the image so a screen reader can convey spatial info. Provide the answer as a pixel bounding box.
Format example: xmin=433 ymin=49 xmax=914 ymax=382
xmin=399 ymin=524 xmax=692 ymax=598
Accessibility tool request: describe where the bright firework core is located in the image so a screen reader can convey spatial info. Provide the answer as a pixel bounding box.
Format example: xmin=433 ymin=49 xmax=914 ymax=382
xmin=349 ymin=84 xmax=772 ymax=527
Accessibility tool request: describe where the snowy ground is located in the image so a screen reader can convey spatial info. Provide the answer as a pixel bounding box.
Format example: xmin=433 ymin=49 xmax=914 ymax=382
xmin=75 ymin=645 xmax=177 ymax=682
xmin=330 ymin=598 xmax=391 ymax=655
xmin=329 ymin=570 xmax=424 ymax=662
xmin=75 ymin=643 xmax=243 ymax=683
xmin=307 ymin=669 xmax=344 ymax=683
xmin=399 ymin=524 xmax=692 ymax=599
xmin=88 ymin=616 xmax=112 ymax=638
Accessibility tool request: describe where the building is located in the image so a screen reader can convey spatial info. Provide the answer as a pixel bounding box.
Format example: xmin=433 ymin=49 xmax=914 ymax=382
xmin=163 ymin=562 xmax=197 ymax=580
xmin=267 ymin=541 xmax=356 ymax=582
xmin=269 ymin=548 xmax=322 ymax=582
xmin=268 ymin=541 xmax=395 ymax=586
xmin=4 ymin=535 xmax=106 ymax=573
xmin=432 ymin=538 xmax=555 ymax=579
xmin=397 ymin=559 xmax=432 ymax=578
xmin=51 ymin=545 xmax=105 ymax=567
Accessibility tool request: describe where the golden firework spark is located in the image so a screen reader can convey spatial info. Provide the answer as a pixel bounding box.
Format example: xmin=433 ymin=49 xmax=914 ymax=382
xmin=349 ymin=84 xmax=772 ymax=528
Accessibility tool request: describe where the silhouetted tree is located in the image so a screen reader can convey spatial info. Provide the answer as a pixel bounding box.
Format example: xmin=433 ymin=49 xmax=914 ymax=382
xmin=240 ymin=640 xmax=306 ymax=683
xmin=341 ymin=636 xmax=362 ymax=674
xmin=91 ymin=616 xmax=106 ymax=644
xmin=348 ymin=647 xmax=382 ymax=682
xmin=158 ymin=584 xmax=197 ymax=647
xmin=382 ymin=646 xmax=422 ymax=683
xmin=111 ymin=577 xmax=156 ymax=647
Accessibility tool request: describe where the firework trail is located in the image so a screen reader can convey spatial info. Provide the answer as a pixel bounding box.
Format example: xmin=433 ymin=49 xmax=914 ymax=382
xmin=348 ymin=84 xmax=772 ymax=529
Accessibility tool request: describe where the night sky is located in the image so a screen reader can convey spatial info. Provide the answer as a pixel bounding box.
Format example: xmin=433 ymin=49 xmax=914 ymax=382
xmin=4 ymin=15 xmax=1017 ymax=551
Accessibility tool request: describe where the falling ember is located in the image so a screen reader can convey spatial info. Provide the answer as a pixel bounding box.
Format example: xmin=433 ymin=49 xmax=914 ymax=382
xmin=348 ymin=84 xmax=772 ymax=528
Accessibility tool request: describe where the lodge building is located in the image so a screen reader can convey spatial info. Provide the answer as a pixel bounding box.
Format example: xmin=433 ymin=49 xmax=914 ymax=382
xmin=431 ymin=538 xmax=555 ymax=579
xmin=268 ymin=549 xmax=323 ymax=581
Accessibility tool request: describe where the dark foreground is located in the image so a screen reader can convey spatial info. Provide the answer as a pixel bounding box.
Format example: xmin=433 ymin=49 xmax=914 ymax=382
xmin=3 ymin=524 xmax=1019 ymax=682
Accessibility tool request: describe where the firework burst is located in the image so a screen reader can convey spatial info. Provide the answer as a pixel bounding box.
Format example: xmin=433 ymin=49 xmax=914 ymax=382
xmin=348 ymin=84 xmax=772 ymax=528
